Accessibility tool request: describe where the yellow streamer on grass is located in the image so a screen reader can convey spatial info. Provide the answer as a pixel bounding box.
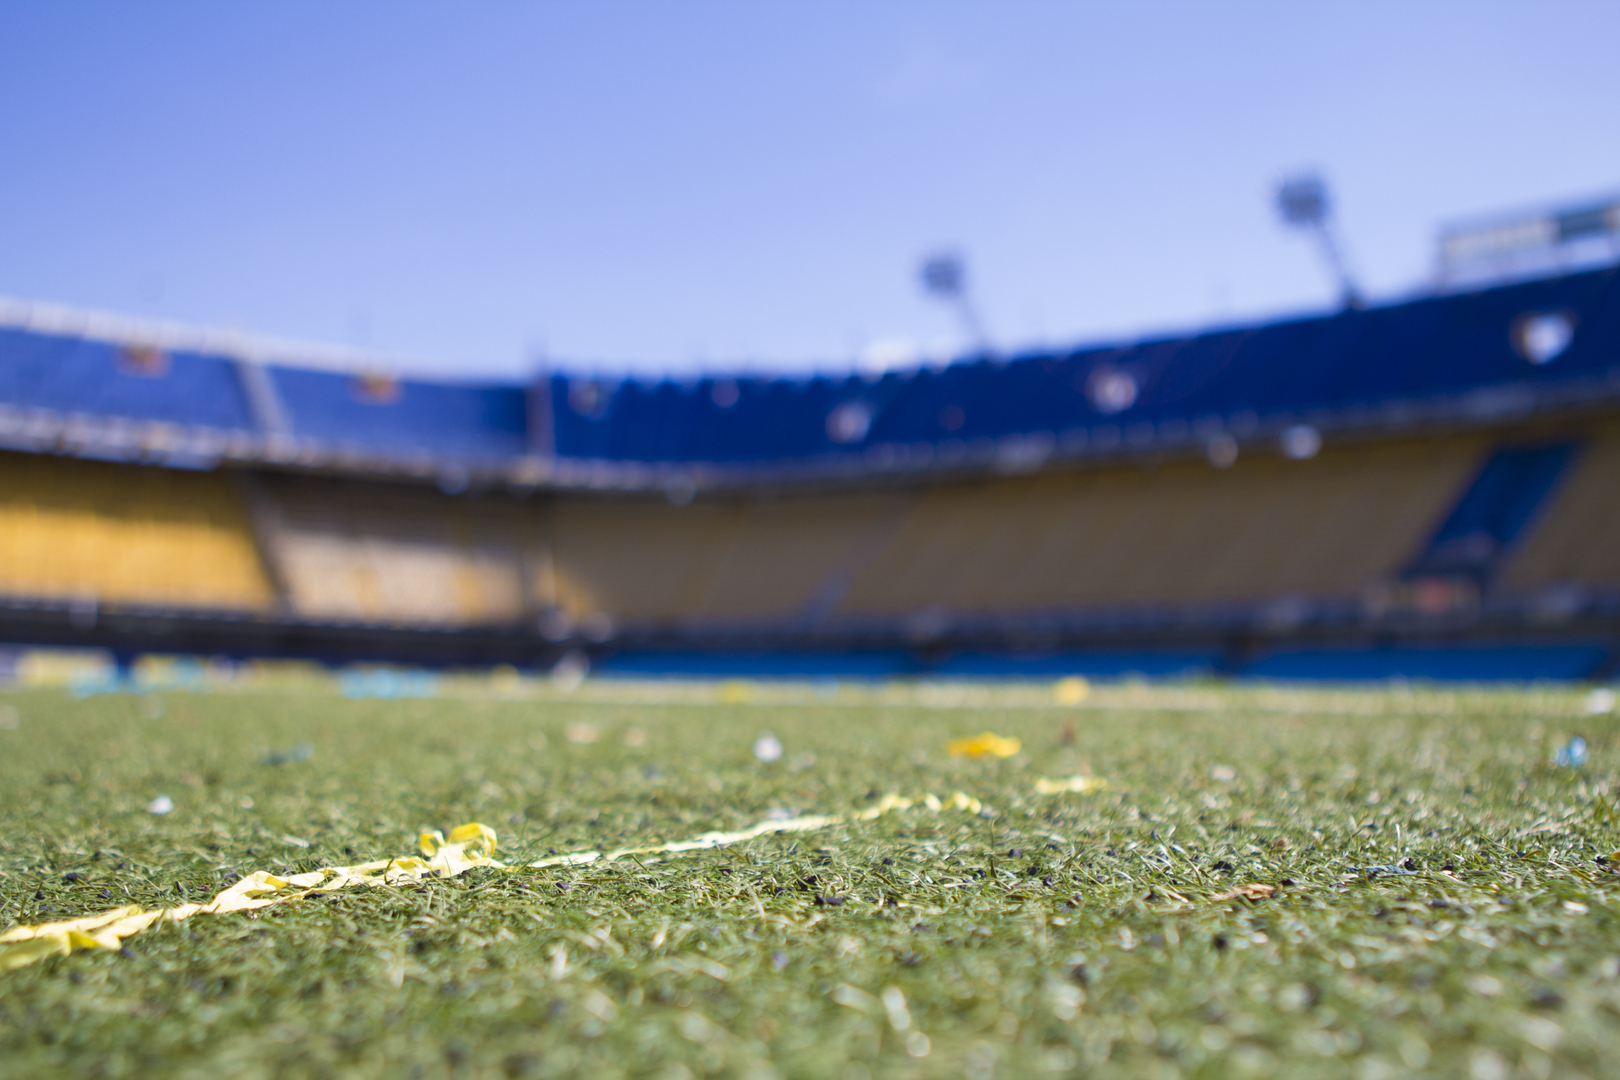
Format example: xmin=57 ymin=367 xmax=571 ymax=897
xmin=1 ymin=789 xmax=1013 ymax=972
xmin=0 ymin=823 xmax=502 ymax=972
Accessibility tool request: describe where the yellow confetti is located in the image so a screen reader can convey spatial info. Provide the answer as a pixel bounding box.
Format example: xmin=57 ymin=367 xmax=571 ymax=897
xmin=718 ymin=680 xmax=755 ymax=704
xmin=907 ymin=790 xmax=983 ymax=815
xmin=1052 ymin=677 xmax=1090 ymax=705
xmin=1033 ymin=774 xmax=1111 ymax=795
xmin=947 ymin=732 xmax=1022 ymax=759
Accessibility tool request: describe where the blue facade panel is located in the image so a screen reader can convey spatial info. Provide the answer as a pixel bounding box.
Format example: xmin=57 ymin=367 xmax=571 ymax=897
xmin=931 ymin=650 xmax=1218 ymax=679
xmin=1240 ymin=643 xmax=1608 ymax=683
xmin=593 ymin=650 xmax=916 ymax=680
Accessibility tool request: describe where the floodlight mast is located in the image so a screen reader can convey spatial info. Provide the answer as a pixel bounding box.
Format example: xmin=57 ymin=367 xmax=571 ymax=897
xmin=920 ymin=252 xmax=991 ymax=354
xmin=1275 ymin=174 xmax=1363 ymax=309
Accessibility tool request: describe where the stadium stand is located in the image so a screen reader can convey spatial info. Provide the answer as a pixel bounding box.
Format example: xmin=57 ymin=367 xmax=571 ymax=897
xmin=0 ymin=327 xmax=255 ymax=432
xmin=548 ymin=491 xmax=903 ymax=625
xmin=259 ymin=476 xmax=532 ymax=626
xmin=829 ymin=438 xmax=1485 ymax=621
xmin=0 ymin=451 xmax=273 ymax=612
xmin=1498 ymin=425 xmax=1620 ymax=592
xmin=3 ymin=261 xmax=1620 ymax=681
xmin=542 ymin=267 xmax=1620 ymax=471
xmin=266 ymin=367 xmax=530 ymax=465
xmin=1404 ymin=442 xmax=1577 ymax=585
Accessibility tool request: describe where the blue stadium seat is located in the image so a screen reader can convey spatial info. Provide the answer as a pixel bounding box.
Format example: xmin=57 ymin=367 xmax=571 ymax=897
xmin=0 ymin=328 xmax=254 ymax=430
xmin=3 ymin=264 xmax=1617 ymax=470
xmin=543 ymin=266 xmax=1620 ymax=466
xmin=269 ymin=367 xmax=528 ymax=461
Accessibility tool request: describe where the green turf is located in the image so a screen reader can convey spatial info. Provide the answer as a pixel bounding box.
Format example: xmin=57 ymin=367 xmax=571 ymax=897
xmin=3 ymin=679 xmax=1620 ymax=1079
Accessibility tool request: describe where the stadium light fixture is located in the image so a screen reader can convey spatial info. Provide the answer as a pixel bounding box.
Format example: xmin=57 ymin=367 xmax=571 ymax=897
xmin=1275 ymin=173 xmax=1363 ymax=309
xmin=919 ymin=251 xmax=991 ymax=354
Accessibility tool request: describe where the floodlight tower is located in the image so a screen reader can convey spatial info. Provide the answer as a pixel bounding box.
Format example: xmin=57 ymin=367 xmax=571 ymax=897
xmin=1275 ymin=174 xmax=1363 ymax=309
xmin=920 ymin=251 xmax=991 ymax=354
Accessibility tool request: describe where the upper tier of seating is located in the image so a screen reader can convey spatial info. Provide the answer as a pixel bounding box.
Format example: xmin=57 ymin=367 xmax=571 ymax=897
xmin=0 ymin=329 xmax=256 ymax=430
xmin=548 ymin=267 xmax=1620 ymax=463
xmin=0 ymin=329 xmax=529 ymax=467
xmin=1 ymin=266 xmax=1616 ymax=476
xmin=267 ymin=368 xmax=529 ymax=462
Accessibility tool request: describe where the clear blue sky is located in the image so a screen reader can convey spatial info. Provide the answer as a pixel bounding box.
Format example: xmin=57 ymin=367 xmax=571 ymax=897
xmin=1 ymin=1 xmax=1616 ymax=379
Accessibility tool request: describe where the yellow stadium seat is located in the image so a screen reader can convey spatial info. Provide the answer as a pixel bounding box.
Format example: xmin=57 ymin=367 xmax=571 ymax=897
xmin=0 ymin=453 xmax=273 ymax=610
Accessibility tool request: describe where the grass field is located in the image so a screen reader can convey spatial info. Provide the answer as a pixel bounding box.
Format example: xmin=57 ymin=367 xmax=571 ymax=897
xmin=3 ymin=678 xmax=1620 ymax=1079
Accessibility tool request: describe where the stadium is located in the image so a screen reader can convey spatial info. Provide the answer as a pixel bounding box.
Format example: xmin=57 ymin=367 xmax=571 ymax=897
xmin=3 ymin=195 xmax=1620 ymax=685
xmin=8 ymin=34 xmax=1620 ymax=1080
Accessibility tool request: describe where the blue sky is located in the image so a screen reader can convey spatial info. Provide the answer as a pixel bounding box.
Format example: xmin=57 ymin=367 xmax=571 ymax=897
xmin=1 ymin=1 xmax=1616 ymax=379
